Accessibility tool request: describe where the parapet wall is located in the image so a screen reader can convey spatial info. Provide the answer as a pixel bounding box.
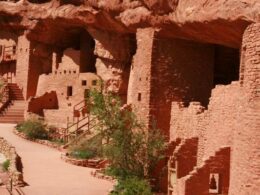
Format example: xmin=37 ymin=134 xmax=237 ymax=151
xmin=170 ymin=82 xmax=242 ymax=166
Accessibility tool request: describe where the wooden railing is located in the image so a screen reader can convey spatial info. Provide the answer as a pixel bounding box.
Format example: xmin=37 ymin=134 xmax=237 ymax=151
xmin=63 ymin=118 xmax=101 ymax=149
xmin=63 ymin=98 xmax=97 ymax=144
xmin=0 ymin=45 xmax=16 ymax=63
xmin=0 ymin=78 xmax=10 ymax=114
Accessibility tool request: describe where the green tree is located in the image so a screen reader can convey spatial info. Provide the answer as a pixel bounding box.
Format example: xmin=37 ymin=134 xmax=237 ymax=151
xmin=87 ymin=90 xmax=166 ymax=180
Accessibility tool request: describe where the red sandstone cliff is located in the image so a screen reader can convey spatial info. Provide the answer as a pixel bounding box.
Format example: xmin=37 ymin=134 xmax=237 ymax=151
xmin=0 ymin=0 xmax=259 ymax=47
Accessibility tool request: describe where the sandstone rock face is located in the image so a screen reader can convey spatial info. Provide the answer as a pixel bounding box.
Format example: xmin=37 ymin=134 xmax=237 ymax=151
xmin=0 ymin=0 xmax=259 ymax=47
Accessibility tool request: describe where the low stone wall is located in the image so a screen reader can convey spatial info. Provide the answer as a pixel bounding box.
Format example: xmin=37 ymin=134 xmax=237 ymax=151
xmin=0 ymin=137 xmax=23 ymax=186
xmin=61 ymin=153 xmax=107 ymax=169
xmin=90 ymin=169 xmax=115 ymax=182
xmin=13 ymin=128 xmax=64 ymax=152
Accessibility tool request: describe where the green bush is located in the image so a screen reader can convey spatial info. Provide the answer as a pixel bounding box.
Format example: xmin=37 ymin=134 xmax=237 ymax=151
xmin=69 ymin=134 xmax=102 ymax=159
xmin=70 ymin=150 xmax=96 ymax=159
xmin=110 ymin=177 xmax=152 ymax=195
xmin=2 ymin=159 xmax=10 ymax=172
xmin=51 ymin=138 xmax=65 ymax=145
xmin=16 ymin=119 xmax=48 ymax=140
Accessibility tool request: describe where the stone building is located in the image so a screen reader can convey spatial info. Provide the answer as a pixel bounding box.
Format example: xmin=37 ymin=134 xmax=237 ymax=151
xmin=0 ymin=0 xmax=259 ymax=194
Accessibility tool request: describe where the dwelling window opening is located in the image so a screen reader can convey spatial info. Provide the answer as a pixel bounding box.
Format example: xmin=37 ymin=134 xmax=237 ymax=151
xmin=138 ymin=93 xmax=141 ymax=101
xmin=82 ymin=80 xmax=87 ymax=86
xmin=209 ymin=173 xmax=220 ymax=194
xmin=67 ymin=86 xmax=73 ymax=97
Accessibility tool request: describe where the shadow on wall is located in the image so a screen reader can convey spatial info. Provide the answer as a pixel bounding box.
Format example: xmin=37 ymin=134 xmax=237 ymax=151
xmin=27 ymin=91 xmax=58 ymax=116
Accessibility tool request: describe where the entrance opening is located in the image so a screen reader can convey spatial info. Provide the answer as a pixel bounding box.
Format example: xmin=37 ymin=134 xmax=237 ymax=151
xmin=213 ymin=45 xmax=240 ymax=86
xmin=209 ymin=173 xmax=220 ymax=194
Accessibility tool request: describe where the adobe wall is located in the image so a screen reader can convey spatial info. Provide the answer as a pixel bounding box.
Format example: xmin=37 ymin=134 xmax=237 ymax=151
xmin=35 ymin=71 xmax=100 ymax=127
xmin=28 ymin=91 xmax=58 ymax=116
xmin=150 ymin=38 xmax=214 ymax=137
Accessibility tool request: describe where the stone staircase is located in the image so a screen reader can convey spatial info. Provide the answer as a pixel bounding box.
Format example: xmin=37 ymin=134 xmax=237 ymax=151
xmin=0 ymin=83 xmax=25 ymax=124
xmin=7 ymin=83 xmax=24 ymax=101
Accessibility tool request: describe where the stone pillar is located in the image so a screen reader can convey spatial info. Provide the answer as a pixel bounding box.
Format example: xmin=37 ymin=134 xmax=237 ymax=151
xmin=16 ymin=33 xmax=31 ymax=99
xmin=127 ymin=28 xmax=156 ymax=127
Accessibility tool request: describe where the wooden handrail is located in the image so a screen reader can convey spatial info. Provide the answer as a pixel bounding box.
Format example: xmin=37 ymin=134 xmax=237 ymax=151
xmin=67 ymin=114 xmax=89 ymax=130
xmin=63 ymin=121 xmax=102 ymax=149
xmin=73 ymin=99 xmax=86 ymax=111
xmin=0 ymin=79 xmax=10 ymax=114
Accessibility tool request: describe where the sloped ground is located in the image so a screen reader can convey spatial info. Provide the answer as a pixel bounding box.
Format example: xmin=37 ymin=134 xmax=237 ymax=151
xmin=0 ymin=124 xmax=114 ymax=195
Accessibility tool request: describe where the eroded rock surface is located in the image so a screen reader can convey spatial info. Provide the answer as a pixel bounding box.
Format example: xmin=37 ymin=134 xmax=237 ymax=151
xmin=0 ymin=0 xmax=259 ymax=47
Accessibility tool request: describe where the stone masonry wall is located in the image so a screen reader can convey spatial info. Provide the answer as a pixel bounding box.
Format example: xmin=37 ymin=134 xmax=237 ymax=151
xmin=229 ymin=23 xmax=260 ymax=195
xmin=169 ymin=23 xmax=260 ymax=194
xmin=150 ymin=38 xmax=214 ymax=137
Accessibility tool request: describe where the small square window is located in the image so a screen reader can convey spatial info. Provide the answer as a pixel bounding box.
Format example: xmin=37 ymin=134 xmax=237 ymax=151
xmin=92 ymin=80 xmax=97 ymax=86
xmin=82 ymin=80 xmax=87 ymax=86
xmin=138 ymin=93 xmax=141 ymax=101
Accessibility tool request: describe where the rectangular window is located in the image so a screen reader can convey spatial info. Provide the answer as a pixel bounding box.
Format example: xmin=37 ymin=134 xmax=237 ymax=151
xmin=67 ymin=86 xmax=73 ymax=97
xmin=138 ymin=93 xmax=141 ymax=101
xmin=82 ymin=80 xmax=87 ymax=86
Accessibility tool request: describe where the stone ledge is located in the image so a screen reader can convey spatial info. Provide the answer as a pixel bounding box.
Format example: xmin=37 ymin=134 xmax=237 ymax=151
xmin=90 ymin=169 xmax=115 ymax=182
xmin=60 ymin=153 xmax=108 ymax=169
xmin=13 ymin=128 xmax=64 ymax=152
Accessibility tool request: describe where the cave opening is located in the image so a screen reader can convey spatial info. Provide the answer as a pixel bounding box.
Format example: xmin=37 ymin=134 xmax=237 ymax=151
xmin=28 ymin=0 xmax=52 ymax=4
xmin=53 ymin=28 xmax=96 ymax=74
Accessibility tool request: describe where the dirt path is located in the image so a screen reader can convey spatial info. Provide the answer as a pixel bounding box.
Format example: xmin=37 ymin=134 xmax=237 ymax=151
xmin=0 ymin=124 xmax=114 ymax=195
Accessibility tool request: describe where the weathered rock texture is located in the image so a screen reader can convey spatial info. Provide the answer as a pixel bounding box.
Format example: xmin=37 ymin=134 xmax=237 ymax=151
xmin=0 ymin=137 xmax=23 ymax=186
xmin=0 ymin=0 xmax=259 ymax=194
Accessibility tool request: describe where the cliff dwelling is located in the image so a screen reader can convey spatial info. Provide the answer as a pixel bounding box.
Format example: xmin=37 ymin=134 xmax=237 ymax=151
xmin=0 ymin=0 xmax=259 ymax=195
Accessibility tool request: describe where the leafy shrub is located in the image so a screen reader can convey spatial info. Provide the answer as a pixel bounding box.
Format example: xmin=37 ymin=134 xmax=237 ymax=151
xmin=69 ymin=134 xmax=102 ymax=159
xmin=2 ymin=159 xmax=10 ymax=172
xmin=70 ymin=150 xmax=96 ymax=159
xmin=110 ymin=177 xmax=152 ymax=195
xmin=51 ymin=138 xmax=65 ymax=145
xmin=16 ymin=119 xmax=48 ymax=140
